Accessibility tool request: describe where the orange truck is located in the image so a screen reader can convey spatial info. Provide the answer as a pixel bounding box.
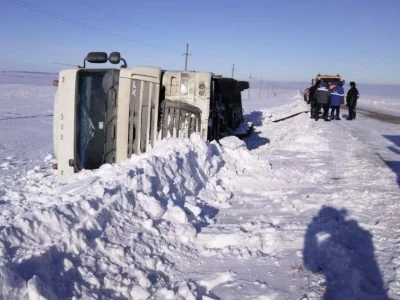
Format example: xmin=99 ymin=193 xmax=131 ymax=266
xmin=312 ymin=74 xmax=342 ymax=89
xmin=303 ymin=74 xmax=343 ymax=102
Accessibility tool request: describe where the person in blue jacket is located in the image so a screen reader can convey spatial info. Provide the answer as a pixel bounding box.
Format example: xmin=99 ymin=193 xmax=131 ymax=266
xmin=330 ymin=81 xmax=345 ymax=120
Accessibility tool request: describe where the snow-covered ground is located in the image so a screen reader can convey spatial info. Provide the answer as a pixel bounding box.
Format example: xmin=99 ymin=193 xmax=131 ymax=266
xmin=0 ymin=84 xmax=54 ymax=177
xmin=298 ymin=81 xmax=400 ymax=115
xmin=352 ymin=84 xmax=400 ymax=113
xmin=0 ymin=75 xmax=399 ymax=299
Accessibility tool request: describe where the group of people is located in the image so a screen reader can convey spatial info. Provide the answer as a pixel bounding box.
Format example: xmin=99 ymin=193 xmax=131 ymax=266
xmin=307 ymin=80 xmax=360 ymax=121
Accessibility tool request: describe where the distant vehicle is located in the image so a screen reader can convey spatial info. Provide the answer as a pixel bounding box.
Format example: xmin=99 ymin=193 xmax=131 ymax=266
xmin=52 ymin=52 xmax=252 ymax=177
xmin=303 ymin=73 xmax=345 ymax=102
xmin=312 ymin=74 xmax=344 ymax=89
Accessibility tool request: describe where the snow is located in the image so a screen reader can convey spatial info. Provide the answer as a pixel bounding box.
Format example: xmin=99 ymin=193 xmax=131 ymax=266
xmin=241 ymin=88 xmax=298 ymax=113
xmin=0 ymin=83 xmax=55 ymax=176
xmin=0 ymin=72 xmax=56 ymax=87
xmin=0 ymin=74 xmax=400 ymax=299
xmin=351 ymin=83 xmax=400 ymax=113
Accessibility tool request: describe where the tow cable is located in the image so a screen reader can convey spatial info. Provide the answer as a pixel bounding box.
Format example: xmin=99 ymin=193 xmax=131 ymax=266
xmin=272 ymin=111 xmax=309 ymax=123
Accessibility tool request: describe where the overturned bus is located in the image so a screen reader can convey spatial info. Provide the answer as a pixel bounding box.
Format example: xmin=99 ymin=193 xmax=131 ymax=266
xmin=53 ymin=52 xmax=252 ymax=177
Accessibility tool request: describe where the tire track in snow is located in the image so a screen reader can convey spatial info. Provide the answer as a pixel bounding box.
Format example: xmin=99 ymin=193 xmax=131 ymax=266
xmin=332 ymin=118 xmax=400 ymax=298
xmin=357 ymin=107 xmax=400 ymax=124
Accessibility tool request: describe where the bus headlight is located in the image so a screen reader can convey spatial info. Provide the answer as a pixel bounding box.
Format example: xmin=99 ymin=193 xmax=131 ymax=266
xmin=180 ymin=73 xmax=189 ymax=95
xmin=199 ymin=83 xmax=205 ymax=96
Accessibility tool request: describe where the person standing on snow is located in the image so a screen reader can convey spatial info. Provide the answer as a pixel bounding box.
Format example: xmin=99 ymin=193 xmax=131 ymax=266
xmin=308 ymin=80 xmax=320 ymax=119
xmin=330 ymin=81 xmax=345 ymax=120
xmin=346 ymin=81 xmax=360 ymax=120
xmin=313 ymin=81 xmax=331 ymax=121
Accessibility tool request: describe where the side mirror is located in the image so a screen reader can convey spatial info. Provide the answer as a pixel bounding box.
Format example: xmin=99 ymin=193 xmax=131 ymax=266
xmin=109 ymin=52 xmax=127 ymax=68
xmin=79 ymin=52 xmax=108 ymax=68
xmin=86 ymin=52 xmax=108 ymax=63
xmin=108 ymin=52 xmax=121 ymax=64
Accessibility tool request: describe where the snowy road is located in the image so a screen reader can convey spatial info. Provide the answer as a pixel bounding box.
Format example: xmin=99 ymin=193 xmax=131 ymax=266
xmin=175 ymin=97 xmax=400 ymax=299
xmin=357 ymin=107 xmax=400 ymax=123
xmin=341 ymin=107 xmax=400 ymax=187
xmin=0 ymin=83 xmax=399 ymax=299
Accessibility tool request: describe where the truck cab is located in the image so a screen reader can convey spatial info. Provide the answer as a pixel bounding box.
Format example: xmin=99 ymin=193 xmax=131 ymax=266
xmin=53 ymin=52 xmax=125 ymax=177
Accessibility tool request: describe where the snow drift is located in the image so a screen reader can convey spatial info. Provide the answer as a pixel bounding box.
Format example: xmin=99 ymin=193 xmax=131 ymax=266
xmin=0 ymin=132 xmax=271 ymax=299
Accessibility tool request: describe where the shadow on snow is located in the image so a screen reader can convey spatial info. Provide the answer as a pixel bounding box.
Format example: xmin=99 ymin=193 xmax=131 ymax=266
xmin=303 ymin=206 xmax=388 ymax=300
xmin=382 ymin=135 xmax=400 ymax=188
xmin=243 ymin=111 xmax=270 ymax=150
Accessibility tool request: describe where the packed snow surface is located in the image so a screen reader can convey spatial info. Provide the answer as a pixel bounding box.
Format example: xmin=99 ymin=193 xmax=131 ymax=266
xmin=0 ymin=77 xmax=400 ymax=299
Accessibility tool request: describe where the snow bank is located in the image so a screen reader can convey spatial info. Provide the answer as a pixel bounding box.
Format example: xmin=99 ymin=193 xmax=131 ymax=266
xmin=244 ymin=92 xmax=327 ymax=154
xmin=241 ymin=88 xmax=300 ymax=113
xmin=0 ymin=133 xmax=272 ymax=299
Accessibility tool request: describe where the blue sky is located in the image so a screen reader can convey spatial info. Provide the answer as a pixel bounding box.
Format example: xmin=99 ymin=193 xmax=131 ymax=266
xmin=1 ymin=0 xmax=399 ymax=84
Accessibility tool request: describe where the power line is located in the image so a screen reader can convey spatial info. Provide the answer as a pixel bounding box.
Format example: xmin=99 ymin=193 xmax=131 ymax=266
xmin=5 ymin=0 xmax=179 ymax=53
xmin=71 ymin=0 xmax=187 ymax=44
xmin=53 ymin=62 xmax=78 ymax=67
xmin=73 ymin=0 xmax=144 ymax=29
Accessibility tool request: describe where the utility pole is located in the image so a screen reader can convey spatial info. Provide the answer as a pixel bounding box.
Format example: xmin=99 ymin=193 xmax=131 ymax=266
xmin=248 ymin=73 xmax=252 ymax=97
xmin=231 ymin=63 xmax=235 ymax=78
xmin=182 ymin=43 xmax=191 ymax=71
xmin=260 ymin=77 xmax=263 ymax=96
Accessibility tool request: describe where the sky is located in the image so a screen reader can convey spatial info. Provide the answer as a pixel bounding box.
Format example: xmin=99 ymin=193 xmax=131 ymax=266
xmin=1 ymin=0 xmax=399 ymax=84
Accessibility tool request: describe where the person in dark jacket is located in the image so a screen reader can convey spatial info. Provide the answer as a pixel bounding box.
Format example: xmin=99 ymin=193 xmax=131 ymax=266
xmin=330 ymin=81 xmax=345 ymax=120
xmin=308 ymin=80 xmax=320 ymax=118
xmin=313 ymin=81 xmax=331 ymax=121
xmin=346 ymin=81 xmax=359 ymax=120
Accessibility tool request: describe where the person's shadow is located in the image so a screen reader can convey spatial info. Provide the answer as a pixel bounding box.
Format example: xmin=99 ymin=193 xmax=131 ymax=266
xmin=303 ymin=206 xmax=388 ymax=300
